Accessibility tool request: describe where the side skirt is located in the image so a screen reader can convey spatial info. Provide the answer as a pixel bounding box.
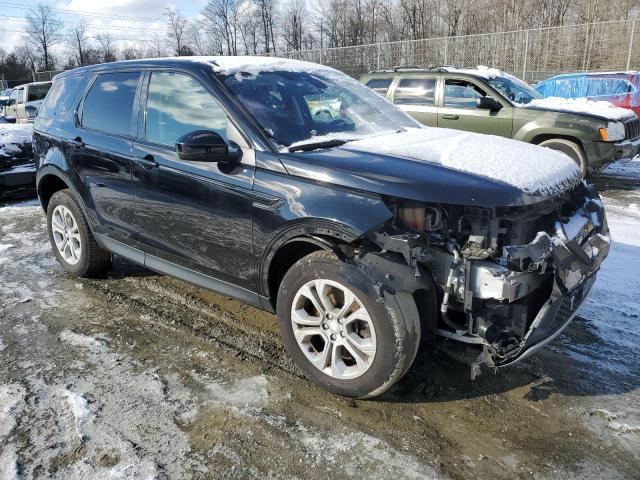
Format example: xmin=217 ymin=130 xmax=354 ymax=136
xmin=94 ymin=233 xmax=270 ymax=311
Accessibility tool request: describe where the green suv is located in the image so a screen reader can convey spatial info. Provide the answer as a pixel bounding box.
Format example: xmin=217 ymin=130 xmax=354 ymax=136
xmin=361 ymin=66 xmax=640 ymax=175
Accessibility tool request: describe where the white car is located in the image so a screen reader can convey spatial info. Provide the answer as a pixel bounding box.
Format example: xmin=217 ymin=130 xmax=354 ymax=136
xmin=4 ymin=82 xmax=52 ymax=123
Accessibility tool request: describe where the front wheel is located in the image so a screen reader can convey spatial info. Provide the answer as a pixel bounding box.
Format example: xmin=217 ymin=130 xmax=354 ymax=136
xmin=276 ymin=251 xmax=421 ymax=398
xmin=537 ymin=138 xmax=588 ymax=177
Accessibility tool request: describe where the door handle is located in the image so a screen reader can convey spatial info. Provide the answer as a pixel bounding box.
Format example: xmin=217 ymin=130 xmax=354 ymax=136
xmin=137 ymin=154 xmax=159 ymax=170
xmin=441 ymin=114 xmax=460 ymax=120
xmin=70 ymin=136 xmax=85 ymax=149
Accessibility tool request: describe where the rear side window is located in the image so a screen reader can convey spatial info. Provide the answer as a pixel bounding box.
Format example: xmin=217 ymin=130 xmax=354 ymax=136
xmin=27 ymin=83 xmax=51 ymax=102
xmin=394 ymin=78 xmax=437 ymax=105
xmin=365 ymin=78 xmax=392 ymax=96
xmin=39 ymin=76 xmax=85 ymax=119
xmin=145 ymin=71 xmax=227 ymax=147
xmin=81 ymin=72 xmax=140 ymax=136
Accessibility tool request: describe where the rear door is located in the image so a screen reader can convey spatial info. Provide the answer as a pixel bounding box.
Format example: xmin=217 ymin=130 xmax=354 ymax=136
xmin=439 ymin=77 xmax=512 ymax=137
xmin=390 ymin=77 xmax=439 ymax=127
xmin=69 ymin=70 xmax=141 ymax=246
xmin=131 ymin=70 xmax=256 ymax=290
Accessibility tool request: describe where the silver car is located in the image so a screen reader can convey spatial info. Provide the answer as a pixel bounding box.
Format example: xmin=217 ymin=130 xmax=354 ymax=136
xmin=4 ymin=82 xmax=52 ymax=123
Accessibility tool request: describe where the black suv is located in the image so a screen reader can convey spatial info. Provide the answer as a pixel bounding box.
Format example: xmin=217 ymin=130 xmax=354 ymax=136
xmin=34 ymin=57 xmax=610 ymax=398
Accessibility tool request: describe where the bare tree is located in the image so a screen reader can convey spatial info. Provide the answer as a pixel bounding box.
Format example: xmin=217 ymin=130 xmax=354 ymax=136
xmin=95 ymin=33 xmax=117 ymax=63
xmin=203 ymin=0 xmax=238 ymax=55
xmin=66 ymin=21 xmax=90 ymax=67
xmin=166 ymin=8 xmax=190 ymax=56
xmin=25 ymin=4 xmax=63 ymax=71
xmin=15 ymin=45 xmax=39 ymax=81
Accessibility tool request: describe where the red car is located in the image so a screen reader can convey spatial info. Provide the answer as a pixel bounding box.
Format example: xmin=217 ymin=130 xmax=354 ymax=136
xmin=536 ymin=71 xmax=640 ymax=117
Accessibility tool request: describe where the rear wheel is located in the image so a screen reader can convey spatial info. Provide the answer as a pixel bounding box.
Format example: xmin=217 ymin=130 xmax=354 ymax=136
xmin=276 ymin=251 xmax=420 ymax=398
xmin=47 ymin=189 xmax=111 ymax=277
xmin=537 ymin=138 xmax=588 ymax=177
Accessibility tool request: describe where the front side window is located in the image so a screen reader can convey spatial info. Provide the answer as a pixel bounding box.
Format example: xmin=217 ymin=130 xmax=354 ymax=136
xmin=145 ymin=72 xmax=227 ymax=147
xmin=82 ymin=72 xmax=140 ymax=136
xmin=444 ymin=79 xmax=487 ymax=108
xmin=27 ymin=83 xmax=51 ymax=102
xmin=394 ymin=78 xmax=437 ymax=106
xmin=11 ymin=89 xmax=23 ymax=104
xmin=365 ymin=78 xmax=392 ymax=96
xmin=221 ymin=68 xmax=419 ymax=148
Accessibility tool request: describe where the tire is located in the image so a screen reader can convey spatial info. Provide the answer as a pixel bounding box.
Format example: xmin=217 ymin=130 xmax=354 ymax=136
xmin=47 ymin=189 xmax=111 ymax=277
xmin=276 ymin=250 xmax=421 ymax=398
xmin=537 ymin=138 xmax=588 ymax=177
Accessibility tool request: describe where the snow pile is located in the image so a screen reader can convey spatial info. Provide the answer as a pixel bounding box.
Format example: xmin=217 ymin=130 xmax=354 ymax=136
xmin=344 ymin=128 xmax=582 ymax=197
xmin=521 ymin=96 xmax=633 ymax=121
xmin=0 ymin=123 xmax=33 ymax=157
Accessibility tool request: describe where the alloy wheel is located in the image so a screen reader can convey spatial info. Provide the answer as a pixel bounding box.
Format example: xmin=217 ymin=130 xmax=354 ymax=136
xmin=51 ymin=205 xmax=82 ymax=266
xmin=291 ymin=279 xmax=377 ymax=379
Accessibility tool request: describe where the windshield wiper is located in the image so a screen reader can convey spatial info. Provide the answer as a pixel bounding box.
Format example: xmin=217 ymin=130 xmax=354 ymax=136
xmin=288 ymin=139 xmax=348 ymax=152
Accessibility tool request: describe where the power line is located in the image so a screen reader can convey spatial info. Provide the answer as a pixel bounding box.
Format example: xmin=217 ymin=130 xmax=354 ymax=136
xmin=0 ymin=15 xmax=167 ymax=33
xmin=0 ymin=28 xmax=161 ymax=43
xmin=0 ymin=2 xmax=167 ymax=22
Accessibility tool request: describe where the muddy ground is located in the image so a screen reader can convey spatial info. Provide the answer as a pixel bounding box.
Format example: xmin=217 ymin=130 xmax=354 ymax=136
xmin=0 ymin=175 xmax=639 ymax=479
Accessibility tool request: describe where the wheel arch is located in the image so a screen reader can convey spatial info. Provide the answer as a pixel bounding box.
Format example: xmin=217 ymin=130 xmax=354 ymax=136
xmin=261 ymin=220 xmax=363 ymax=311
xmin=36 ymin=167 xmax=93 ymax=231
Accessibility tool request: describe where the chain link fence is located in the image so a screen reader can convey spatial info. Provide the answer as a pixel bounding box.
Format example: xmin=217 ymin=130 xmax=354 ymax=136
xmin=268 ymin=19 xmax=640 ymax=82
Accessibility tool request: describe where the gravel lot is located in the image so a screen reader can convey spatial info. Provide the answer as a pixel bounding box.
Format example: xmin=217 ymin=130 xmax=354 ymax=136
xmin=1 ymin=167 xmax=639 ymax=479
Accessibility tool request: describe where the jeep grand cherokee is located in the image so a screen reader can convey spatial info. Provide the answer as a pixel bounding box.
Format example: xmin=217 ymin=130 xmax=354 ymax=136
xmin=33 ymin=57 xmax=609 ymax=398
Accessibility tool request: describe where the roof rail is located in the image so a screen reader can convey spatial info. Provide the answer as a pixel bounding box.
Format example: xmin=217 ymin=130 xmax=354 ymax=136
xmin=366 ymin=65 xmax=458 ymax=74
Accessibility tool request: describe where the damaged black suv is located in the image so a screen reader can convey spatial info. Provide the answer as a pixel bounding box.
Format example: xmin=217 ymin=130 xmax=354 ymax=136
xmin=34 ymin=57 xmax=610 ymax=398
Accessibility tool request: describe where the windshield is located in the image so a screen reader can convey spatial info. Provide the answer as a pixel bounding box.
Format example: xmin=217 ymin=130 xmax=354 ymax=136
xmin=486 ymin=75 xmax=542 ymax=105
xmin=27 ymin=83 xmax=51 ymax=102
xmin=221 ymin=69 xmax=420 ymax=148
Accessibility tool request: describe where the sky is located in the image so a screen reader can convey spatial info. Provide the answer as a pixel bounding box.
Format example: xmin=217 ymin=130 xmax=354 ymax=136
xmin=0 ymin=0 xmax=207 ymax=55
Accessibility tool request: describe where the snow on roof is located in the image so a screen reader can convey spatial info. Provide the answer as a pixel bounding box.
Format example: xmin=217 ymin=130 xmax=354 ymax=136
xmin=206 ymin=55 xmax=337 ymax=76
xmin=443 ymin=65 xmax=517 ymax=80
xmin=343 ymin=128 xmax=582 ymax=198
xmin=521 ymin=96 xmax=634 ymax=121
xmin=0 ymin=123 xmax=33 ymax=157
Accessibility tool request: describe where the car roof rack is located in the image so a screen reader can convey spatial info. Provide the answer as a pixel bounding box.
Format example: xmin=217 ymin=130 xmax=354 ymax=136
xmin=366 ymin=65 xmax=458 ymax=74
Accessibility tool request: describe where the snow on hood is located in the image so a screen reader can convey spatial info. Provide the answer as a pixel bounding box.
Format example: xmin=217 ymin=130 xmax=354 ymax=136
xmin=0 ymin=124 xmax=33 ymax=157
xmin=342 ymin=128 xmax=582 ymax=198
xmin=521 ymin=96 xmax=634 ymax=121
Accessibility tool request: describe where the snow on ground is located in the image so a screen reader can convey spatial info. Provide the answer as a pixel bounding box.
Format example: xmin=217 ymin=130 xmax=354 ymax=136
xmin=0 ymin=123 xmax=32 ymax=157
xmin=522 ymin=97 xmax=633 ymax=121
xmin=344 ymin=128 xmax=582 ymax=197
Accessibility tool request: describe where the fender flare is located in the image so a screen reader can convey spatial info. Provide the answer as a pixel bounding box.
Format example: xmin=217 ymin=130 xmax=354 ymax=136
xmin=36 ymin=165 xmax=95 ymax=232
xmin=258 ymin=218 xmax=365 ymax=297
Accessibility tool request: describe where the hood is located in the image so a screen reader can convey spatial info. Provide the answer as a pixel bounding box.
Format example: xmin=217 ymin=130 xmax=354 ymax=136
xmin=278 ymin=128 xmax=582 ymax=208
xmin=521 ymin=97 xmax=635 ymax=122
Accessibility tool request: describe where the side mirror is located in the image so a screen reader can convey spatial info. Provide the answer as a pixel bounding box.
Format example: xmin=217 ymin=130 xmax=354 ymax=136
xmin=175 ymin=130 xmax=242 ymax=163
xmin=477 ymin=96 xmax=503 ymax=112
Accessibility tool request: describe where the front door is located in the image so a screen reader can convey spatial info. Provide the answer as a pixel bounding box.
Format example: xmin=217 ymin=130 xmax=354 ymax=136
xmin=132 ymin=70 xmax=256 ymax=290
xmin=438 ymin=78 xmax=513 ymax=137
xmin=391 ymin=77 xmax=439 ymax=127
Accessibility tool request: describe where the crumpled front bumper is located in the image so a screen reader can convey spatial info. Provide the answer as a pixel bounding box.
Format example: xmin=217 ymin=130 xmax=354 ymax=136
xmin=495 ymin=230 xmax=610 ymax=366
xmin=469 ymin=187 xmax=611 ymax=367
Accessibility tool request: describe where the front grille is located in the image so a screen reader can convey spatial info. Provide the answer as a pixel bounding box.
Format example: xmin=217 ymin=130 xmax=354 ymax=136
xmin=624 ymin=118 xmax=640 ymax=140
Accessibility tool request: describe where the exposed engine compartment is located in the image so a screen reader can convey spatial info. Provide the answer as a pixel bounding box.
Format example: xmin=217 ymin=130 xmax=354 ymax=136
xmin=362 ymin=181 xmax=610 ymax=375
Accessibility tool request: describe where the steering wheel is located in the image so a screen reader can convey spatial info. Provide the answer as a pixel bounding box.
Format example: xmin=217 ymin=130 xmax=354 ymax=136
xmin=324 ymin=118 xmax=355 ymax=133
